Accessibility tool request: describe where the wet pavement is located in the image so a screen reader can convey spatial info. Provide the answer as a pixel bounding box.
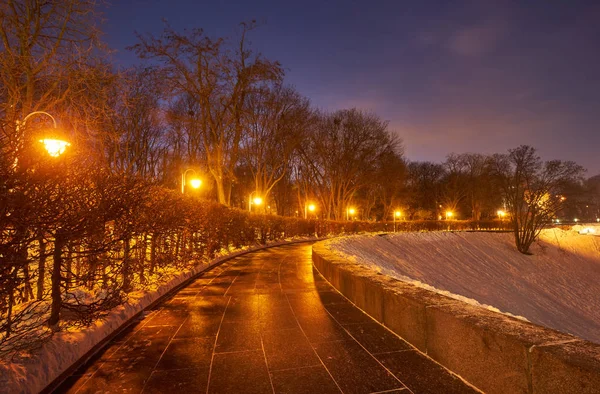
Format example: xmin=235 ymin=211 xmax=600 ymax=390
xmin=55 ymin=243 xmax=479 ymax=394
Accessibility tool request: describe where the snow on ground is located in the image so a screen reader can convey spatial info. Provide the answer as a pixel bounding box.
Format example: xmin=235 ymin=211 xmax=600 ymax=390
xmin=0 ymin=237 xmax=320 ymax=394
xmin=324 ymin=226 xmax=600 ymax=344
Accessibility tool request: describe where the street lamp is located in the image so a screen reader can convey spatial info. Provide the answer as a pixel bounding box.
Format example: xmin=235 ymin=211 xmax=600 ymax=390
xmin=16 ymin=111 xmax=70 ymax=158
xmin=249 ymin=191 xmax=263 ymax=212
xmin=497 ymin=210 xmax=506 ymax=220
xmin=445 ymin=211 xmax=453 ymax=220
xmin=304 ymin=203 xmax=316 ymax=219
xmin=393 ymin=210 xmax=401 ymax=232
xmin=346 ymin=207 xmax=356 ymax=221
xmin=181 ymin=169 xmax=202 ymax=194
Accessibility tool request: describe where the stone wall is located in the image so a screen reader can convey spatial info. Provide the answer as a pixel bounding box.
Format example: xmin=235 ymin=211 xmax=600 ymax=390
xmin=312 ymin=242 xmax=600 ymax=394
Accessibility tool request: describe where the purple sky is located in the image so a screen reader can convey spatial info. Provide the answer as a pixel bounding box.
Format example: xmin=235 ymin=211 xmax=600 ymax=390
xmin=103 ymin=0 xmax=600 ymax=175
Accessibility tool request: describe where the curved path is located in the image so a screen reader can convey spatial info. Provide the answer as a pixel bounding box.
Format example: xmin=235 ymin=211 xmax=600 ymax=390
xmin=57 ymin=243 xmax=478 ymax=394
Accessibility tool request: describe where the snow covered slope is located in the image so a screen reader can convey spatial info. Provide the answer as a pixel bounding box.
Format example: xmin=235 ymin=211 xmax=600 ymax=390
xmin=324 ymin=226 xmax=600 ymax=344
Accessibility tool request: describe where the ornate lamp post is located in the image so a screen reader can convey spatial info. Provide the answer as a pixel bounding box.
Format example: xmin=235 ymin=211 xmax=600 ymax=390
xmin=346 ymin=207 xmax=356 ymax=221
xmin=393 ymin=210 xmax=401 ymax=232
xmin=249 ymin=191 xmax=263 ymax=212
xmin=15 ymin=111 xmax=70 ymax=160
xmin=304 ymin=203 xmax=316 ymax=219
xmin=181 ymin=169 xmax=202 ymax=194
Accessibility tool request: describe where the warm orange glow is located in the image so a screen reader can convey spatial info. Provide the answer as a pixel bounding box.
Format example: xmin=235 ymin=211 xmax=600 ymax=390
xmin=348 ymin=208 xmax=356 ymax=215
xmin=308 ymin=204 xmax=316 ymax=212
xmin=253 ymin=197 xmax=263 ymax=206
xmin=39 ymin=139 xmax=70 ymax=157
xmin=394 ymin=211 xmax=401 ymax=217
xmin=497 ymin=210 xmax=506 ymax=218
xmin=189 ymin=178 xmax=202 ymax=189
xmin=446 ymin=211 xmax=453 ymax=219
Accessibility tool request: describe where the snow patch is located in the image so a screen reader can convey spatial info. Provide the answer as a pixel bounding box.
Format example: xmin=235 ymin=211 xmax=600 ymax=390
xmin=324 ymin=228 xmax=600 ymax=343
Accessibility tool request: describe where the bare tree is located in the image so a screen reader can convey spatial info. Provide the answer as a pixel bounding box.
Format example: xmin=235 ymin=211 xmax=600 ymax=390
xmin=405 ymin=161 xmax=445 ymax=219
xmin=299 ymin=109 xmax=400 ymax=220
xmin=241 ymin=85 xmax=310 ymax=208
xmin=104 ymin=67 xmax=167 ymax=178
xmin=493 ymin=145 xmax=585 ymax=254
xmin=131 ymin=22 xmax=284 ymax=205
xmin=0 ymin=0 xmax=104 ymax=155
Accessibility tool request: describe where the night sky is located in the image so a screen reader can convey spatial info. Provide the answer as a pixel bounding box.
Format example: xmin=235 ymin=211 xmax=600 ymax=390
xmin=104 ymin=0 xmax=600 ymax=175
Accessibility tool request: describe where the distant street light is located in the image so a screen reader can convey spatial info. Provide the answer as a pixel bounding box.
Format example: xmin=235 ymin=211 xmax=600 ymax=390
xmin=446 ymin=211 xmax=453 ymax=220
xmin=497 ymin=210 xmax=506 ymax=220
xmin=346 ymin=207 xmax=356 ymax=221
xmin=249 ymin=191 xmax=263 ymax=212
xmin=181 ymin=169 xmax=202 ymax=194
xmin=393 ymin=210 xmax=401 ymax=232
xmin=304 ymin=203 xmax=316 ymax=219
xmin=16 ymin=111 xmax=70 ymax=159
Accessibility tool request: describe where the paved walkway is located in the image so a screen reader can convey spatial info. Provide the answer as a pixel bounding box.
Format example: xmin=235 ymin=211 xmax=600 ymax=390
xmin=57 ymin=243 xmax=478 ymax=394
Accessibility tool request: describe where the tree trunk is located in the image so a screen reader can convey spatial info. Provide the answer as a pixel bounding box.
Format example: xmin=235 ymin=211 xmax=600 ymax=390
xmin=37 ymin=234 xmax=46 ymax=300
xmin=150 ymin=234 xmax=157 ymax=274
xmin=49 ymin=232 xmax=66 ymax=327
xmin=5 ymin=268 xmax=18 ymax=338
xmin=23 ymin=263 xmax=34 ymax=302
xmin=122 ymin=236 xmax=132 ymax=293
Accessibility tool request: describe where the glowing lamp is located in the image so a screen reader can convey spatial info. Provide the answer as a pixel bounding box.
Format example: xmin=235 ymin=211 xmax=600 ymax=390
xmin=39 ymin=139 xmax=70 ymax=157
xmin=189 ymin=178 xmax=202 ymax=189
xmin=308 ymin=204 xmax=316 ymax=212
xmin=253 ymin=197 xmax=263 ymax=206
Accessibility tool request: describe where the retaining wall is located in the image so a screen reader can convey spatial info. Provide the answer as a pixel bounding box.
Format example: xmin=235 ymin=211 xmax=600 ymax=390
xmin=312 ymin=241 xmax=600 ymax=394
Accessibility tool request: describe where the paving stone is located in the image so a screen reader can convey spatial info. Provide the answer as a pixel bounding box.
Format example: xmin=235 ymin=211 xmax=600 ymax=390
xmin=198 ymin=282 xmax=232 ymax=296
xmin=188 ymin=296 xmax=229 ymax=315
xmin=174 ymin=313 xmax=222 ymax=338
xmin=222 ymin=295 xmax=260 ymax=322
xmin=377 ymin=350 xmax=480 ymax=394
xmin=271 ymin=365 xmax=341 ymax=394
xmin=262 ymin=327 xmax=320 ymax=371
xmin=76 ymin=357 xmax=153 ymax=393
xmin=208 ymin=350 xmax=272 ymax=394
xmin=295 ymin=313 xmax=351 ymax=344
xmin=142 ymin=367 xmax=210 ymax=394
xmin=313 ymin=339 xmax=405 ymax=394
xmin=144 ymin=309 xmax=189 ymax=326
xmin=156 ymin=337 xmax=215 ymax=370
xmin=342 ymin=322 xmax=413 ymax=354
xmin=315 ymin=291 xmax=349 ymax=304
xmin=260 ymin=306 xmax=300 ymax=331
xmin=324 ymin=302 xmax=375 ymax=325
xmin=215 ymin=321 xmax=262 ymax=353
xmin=287 ymin=291 xmax=330 ymax=316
